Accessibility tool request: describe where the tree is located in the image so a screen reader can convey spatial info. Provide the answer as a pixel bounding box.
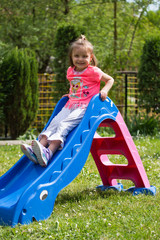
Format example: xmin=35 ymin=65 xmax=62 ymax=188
xmin=0 ymin=0 xmax=72 ymax=72
xmin=138 ymin=36 xmax=160 ymax=114
xmin=0 ymin=0 xmax=159 ymax=74
xmin=69 ymin=0 xmax=157 ymax=71
xmin=125 ymin=0 xmax=157 ymax=65
xmin=53 ymin=24 xmax=84 ymax=100
xmin=0 ymin=48 xmax=39 ymax=139
xmin=147 ymin=9 xmax=160 ymax=29
xmin=0 ymin=41 xmax=12 ymax=136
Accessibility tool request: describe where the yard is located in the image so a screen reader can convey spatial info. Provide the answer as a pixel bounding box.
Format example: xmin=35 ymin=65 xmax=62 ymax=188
xmin=0 ymin=135 xmax=160 ymax=239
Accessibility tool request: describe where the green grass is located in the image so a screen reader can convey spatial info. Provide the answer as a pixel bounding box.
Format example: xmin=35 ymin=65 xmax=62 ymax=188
xmin=0 ymin=136 xmax=160 ymax=239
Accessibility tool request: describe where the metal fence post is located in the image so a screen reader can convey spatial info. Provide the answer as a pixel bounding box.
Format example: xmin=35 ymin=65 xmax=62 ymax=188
xmin=125 ymin=73 xmax=128 ymax=122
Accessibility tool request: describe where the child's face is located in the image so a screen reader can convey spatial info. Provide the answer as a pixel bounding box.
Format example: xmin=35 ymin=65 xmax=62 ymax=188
xmin=72 ymin=46 xmax=92 ymax=71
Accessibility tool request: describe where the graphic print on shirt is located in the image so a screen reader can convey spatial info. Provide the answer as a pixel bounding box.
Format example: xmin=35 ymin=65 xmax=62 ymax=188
xmin=83 ymin=85 xmax=89 ymax=97
xmin=70 ymin=77 xmax=83 ymax=98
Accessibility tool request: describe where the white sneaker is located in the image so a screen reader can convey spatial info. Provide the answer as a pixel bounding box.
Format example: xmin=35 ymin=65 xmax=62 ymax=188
xmin=32 ymin=140 xmax=50 ymax=167
xmin=21 ymin=144 xmax=38 ymax=164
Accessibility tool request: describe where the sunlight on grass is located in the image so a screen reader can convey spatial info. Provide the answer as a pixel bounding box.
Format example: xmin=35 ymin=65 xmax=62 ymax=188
xmin=0 ymin=145 xmax=23 ymax=176
xmin=0 ymin=136 xmax=160 ymax=239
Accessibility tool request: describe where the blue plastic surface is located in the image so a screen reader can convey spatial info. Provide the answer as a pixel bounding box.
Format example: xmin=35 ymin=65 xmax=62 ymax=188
xmin=96 ymin=183 xmax=123 ymax=192
xmin=125 ymin=185 xmax=156 ymax=196
xmin=96 ymin=184 xmax=156 ymax=196
xmin=0 ymin=94 xmax=118 ymax=226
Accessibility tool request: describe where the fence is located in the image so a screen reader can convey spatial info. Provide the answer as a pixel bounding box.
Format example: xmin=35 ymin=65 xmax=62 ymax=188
xmin=116 ymin=71 xmax=138 ymax=122
xmin=32 ymin=74 xmax=58 ymax=131
xmin=32 ymin=72 xmax=139 ymax=131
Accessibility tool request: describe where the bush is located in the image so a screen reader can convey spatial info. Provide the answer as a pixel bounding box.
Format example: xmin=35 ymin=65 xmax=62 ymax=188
xmin=17 ymin=128 xmax=37 ymax=140
xmin=53 ymin=24 xmax=85 ymax=101
xmin=127 ymin=113 xmax=160 ymax=136
xmin=0 ymin=42 xmax=11 ymax=126
xmin=0 ymin=48 xmax=39 ymax=139
xmin=138 ymin=36 xmax=160 ymax=114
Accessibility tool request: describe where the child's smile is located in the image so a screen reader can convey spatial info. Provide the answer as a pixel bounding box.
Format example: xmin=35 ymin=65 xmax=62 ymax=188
xmin=72 ymin=46 xmax=92 ymax=72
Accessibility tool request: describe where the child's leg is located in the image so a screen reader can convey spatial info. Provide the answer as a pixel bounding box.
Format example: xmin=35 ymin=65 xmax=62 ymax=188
xmin=31 ymin=107 xmax=70 ymax=166
xmin=32 ymin=139 xmax=61 ymax=167
xmin=32 ymin=107 xmax=86 ymax=167
xmin=46 ymin=106 xmax=87 ymax=151
xmin=37 ymin=135 xmax=48 ymax=147
xmin=38 ymin=106 xmax=71 ymax=141
xmin=21 ymin=135 xmax=48 ymax=165
xmin=54 ymin=107 xmax=87 ymax=140
xmin=48 ymin=140 xmax=61 ymax=154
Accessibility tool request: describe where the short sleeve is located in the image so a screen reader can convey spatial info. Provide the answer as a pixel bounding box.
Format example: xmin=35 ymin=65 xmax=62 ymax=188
xmin=92 ymin=66 xmax=103 ymax=82
xmin=66 ymin=66 xmax=72 ymax=79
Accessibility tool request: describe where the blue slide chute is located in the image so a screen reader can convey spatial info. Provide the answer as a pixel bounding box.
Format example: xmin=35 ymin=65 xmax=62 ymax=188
xmin=0 ymin=95 xmax=118 ymax=226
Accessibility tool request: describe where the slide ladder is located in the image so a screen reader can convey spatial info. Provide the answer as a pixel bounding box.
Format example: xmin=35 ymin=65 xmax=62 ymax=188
xmin=91 ymin=112 xmax=156 ymax=195
xmin=0 ymin=95 xmax=155 ymax=227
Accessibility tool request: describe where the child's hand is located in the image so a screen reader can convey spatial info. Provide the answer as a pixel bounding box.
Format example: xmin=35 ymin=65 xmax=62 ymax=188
xmin=62 ymin=94 xmax=69 ymax=98
xmin=100 ymin=90 xmax=107 ymax=101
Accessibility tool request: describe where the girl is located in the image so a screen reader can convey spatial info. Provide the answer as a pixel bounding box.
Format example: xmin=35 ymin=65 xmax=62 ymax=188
xmin=21 ymin=35 xmax=114 ymax=167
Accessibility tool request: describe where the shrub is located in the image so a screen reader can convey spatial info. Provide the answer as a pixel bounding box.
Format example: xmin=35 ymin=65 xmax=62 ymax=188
xmin=138 ymin=36 xmax=160 ymax=114
xmin=17 ymin=128 xmax=37 ymax=140
xmin=53 ymin=24 xmax=85 ymax=101
xmin=127 ymin=113 xmax=159 ymax=136
xmin=0 ymin=48 xmax=39 ymax=139
xmin=0 ymin=42 xmax=11 ymax=126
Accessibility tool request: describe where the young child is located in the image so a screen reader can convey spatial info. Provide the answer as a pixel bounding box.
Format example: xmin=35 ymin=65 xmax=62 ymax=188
xmin=21 ymin=35 xmax=114 ymax=167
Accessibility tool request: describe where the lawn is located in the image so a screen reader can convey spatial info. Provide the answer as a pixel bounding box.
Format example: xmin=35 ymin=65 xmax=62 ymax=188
xmin=0 ymin=136 xmax=160 ymax=240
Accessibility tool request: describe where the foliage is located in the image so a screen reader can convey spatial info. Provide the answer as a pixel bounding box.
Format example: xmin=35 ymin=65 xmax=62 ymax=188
xmin=0 ymin=136 xmax=160 ymax=239
xmin=147 ymin=9 xmax=160 ymax=30
xmin=0 ymin=0 xmax=159 ymax=73
xmin=138 ymin=36 xmax=160 ymax=114
xmin=69 ymin=0 xmax=157 ymax=72
xmin=0 ymin=42 xmax=12 ymax=122
xmin=0 ymin=0 xmax=67 ymax=72
xmin=17 ymin=128 xmax=38 ymax=140
xmin=0 ymin=47 xmax=39 ymax=139
xmin=53 ymin=24 xmax=85 ymax=100
xmin=0 ymin=0 xmax=159 ymax=138
xmin=97 ymin=126 xmax=115 ymax=137
xmin=127 ymin=113 xmax=160 ymax=136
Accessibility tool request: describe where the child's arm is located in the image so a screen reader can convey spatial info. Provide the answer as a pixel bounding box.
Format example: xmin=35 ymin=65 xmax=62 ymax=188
xmin=100 ymin=73 xmax=114 ymax=101
xmin=62 ymin=94 xmax=69 ymax=98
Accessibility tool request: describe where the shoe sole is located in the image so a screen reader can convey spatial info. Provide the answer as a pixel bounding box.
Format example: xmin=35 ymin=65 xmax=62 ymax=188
xmin=32 ymin=141 xmax=48 ymax=167
xmin=21 ymin=144 xmax=38 ymax=164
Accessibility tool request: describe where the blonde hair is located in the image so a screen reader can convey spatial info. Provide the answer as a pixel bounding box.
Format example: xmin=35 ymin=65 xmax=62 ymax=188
xmin=69 ymin=35 xmax=97 ymax=67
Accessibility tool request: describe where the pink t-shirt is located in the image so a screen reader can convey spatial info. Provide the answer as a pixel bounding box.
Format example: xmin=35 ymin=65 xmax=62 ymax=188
xmin=66 ymin=65 xmax=103 ymax=109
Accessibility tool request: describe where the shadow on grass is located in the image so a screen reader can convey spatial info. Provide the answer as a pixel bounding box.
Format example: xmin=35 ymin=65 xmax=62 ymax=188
xmin=55 ymin=187 xmax=128 ymax=205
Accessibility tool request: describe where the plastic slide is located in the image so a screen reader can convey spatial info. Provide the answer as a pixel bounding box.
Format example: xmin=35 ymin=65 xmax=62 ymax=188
xmin=0 ymin=94 xmax=155 ymax=227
